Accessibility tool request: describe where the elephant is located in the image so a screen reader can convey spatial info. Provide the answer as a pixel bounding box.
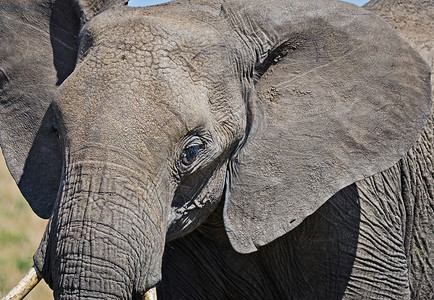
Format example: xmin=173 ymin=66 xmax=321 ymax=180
xmin=0 ymin=0 xmax=432 ymax=299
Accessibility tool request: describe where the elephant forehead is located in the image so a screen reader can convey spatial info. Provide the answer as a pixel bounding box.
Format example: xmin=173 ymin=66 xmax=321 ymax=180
xmin=78 ymin=5 xmax=242 ymax=92
xmin=54 ymin=61 xmax=210 ymax=161
xmin=79 ymin=5 xmax=227 ymax=69
xmin=68 ymin=7 xmax=234 ymax=121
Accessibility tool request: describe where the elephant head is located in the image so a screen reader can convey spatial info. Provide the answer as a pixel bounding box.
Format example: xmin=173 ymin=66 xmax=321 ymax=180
xmin=0 ymin=0 xmax=431 ymax=298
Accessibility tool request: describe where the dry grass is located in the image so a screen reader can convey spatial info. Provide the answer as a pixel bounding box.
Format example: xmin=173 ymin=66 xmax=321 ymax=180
xmin=0 ymin=149 xmax=53 ymax=299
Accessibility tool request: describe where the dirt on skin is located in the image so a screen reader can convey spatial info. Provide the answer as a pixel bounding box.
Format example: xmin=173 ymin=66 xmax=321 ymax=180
xmin=0 ymin=148 xmax=53 ymax=299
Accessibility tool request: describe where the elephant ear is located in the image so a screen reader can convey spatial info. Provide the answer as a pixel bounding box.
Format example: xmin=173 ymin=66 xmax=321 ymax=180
xmin=223 ymin=0 xmax=431 ymax=253
xmin=363 ymin=0 xmax=434 ymax=77
xmin=0 ymin=0 xmax=126 ymax=218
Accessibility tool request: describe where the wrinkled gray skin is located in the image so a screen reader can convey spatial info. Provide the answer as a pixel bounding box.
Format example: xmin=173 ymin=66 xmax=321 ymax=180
xmin=0 ymin=0 xmax=432 ymax=299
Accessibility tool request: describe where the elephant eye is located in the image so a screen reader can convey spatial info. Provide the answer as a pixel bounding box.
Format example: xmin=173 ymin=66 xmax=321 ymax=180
xmin=181 ymin=142 xmax=204 ymax=166
xmin=175 ymin=132 xmax=212 ymax=178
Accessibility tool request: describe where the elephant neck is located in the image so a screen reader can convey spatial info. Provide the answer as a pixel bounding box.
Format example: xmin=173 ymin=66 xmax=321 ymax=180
xmin=196 ymin=200 xmax=231 ymax=246
xmin=364 ymin=0 xmax=433 ymax=81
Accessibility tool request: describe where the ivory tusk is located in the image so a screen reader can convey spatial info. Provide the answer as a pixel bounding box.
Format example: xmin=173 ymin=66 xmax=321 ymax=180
xmin=144 ymin=287 xmax=157 ymax=300
xmin=2 ymin=265 xmax=41 ymax=300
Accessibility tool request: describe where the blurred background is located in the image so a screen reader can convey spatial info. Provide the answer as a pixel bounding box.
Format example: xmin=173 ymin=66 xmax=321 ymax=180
xmin=0 ymin=0 xmax=368 ymax=298
xmin=0 ymin=150 xmax=51 ymax=298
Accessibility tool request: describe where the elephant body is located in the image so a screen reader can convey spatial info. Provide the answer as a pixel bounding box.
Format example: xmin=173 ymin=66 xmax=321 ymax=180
xmin=161 ymin=117 xmax=433 ymax=299
xmin=0 ymin=0 xmax=432 ymax=299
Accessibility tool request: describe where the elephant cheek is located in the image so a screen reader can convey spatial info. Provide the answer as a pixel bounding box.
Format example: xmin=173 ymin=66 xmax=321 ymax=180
xmin=33 ymin=164 xmax=167 ymax=299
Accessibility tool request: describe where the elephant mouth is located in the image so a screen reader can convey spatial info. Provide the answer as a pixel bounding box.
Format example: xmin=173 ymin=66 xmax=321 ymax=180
xmin=3 ymin=265 xmax=158 ymax=300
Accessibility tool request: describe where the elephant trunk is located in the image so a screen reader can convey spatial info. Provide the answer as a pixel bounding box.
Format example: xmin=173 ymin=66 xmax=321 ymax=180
xmin=33 ymin=160 xmax=166 ymax=299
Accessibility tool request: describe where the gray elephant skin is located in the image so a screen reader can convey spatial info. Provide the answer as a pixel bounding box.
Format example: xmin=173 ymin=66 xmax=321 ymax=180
xmin=0 ymin=0 xmax=432 ymax=299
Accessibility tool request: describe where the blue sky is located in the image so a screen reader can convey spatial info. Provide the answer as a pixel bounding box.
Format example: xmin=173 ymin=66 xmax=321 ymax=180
xmin=128 ymin=0 xmax=370 ymax=7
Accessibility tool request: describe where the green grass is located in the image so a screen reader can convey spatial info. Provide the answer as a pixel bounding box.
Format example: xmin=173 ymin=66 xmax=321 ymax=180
xmin=0 ymin=231 xmax=28 ymax=245
xmin=0 ymin=274 xmax=7 ymax=295
xmin=16 ymin=257 xmax=33 ymax=272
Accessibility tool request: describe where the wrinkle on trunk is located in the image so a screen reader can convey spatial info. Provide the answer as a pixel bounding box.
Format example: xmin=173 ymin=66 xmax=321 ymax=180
xmin=34 ymin=161 xmax=167 ymax=299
